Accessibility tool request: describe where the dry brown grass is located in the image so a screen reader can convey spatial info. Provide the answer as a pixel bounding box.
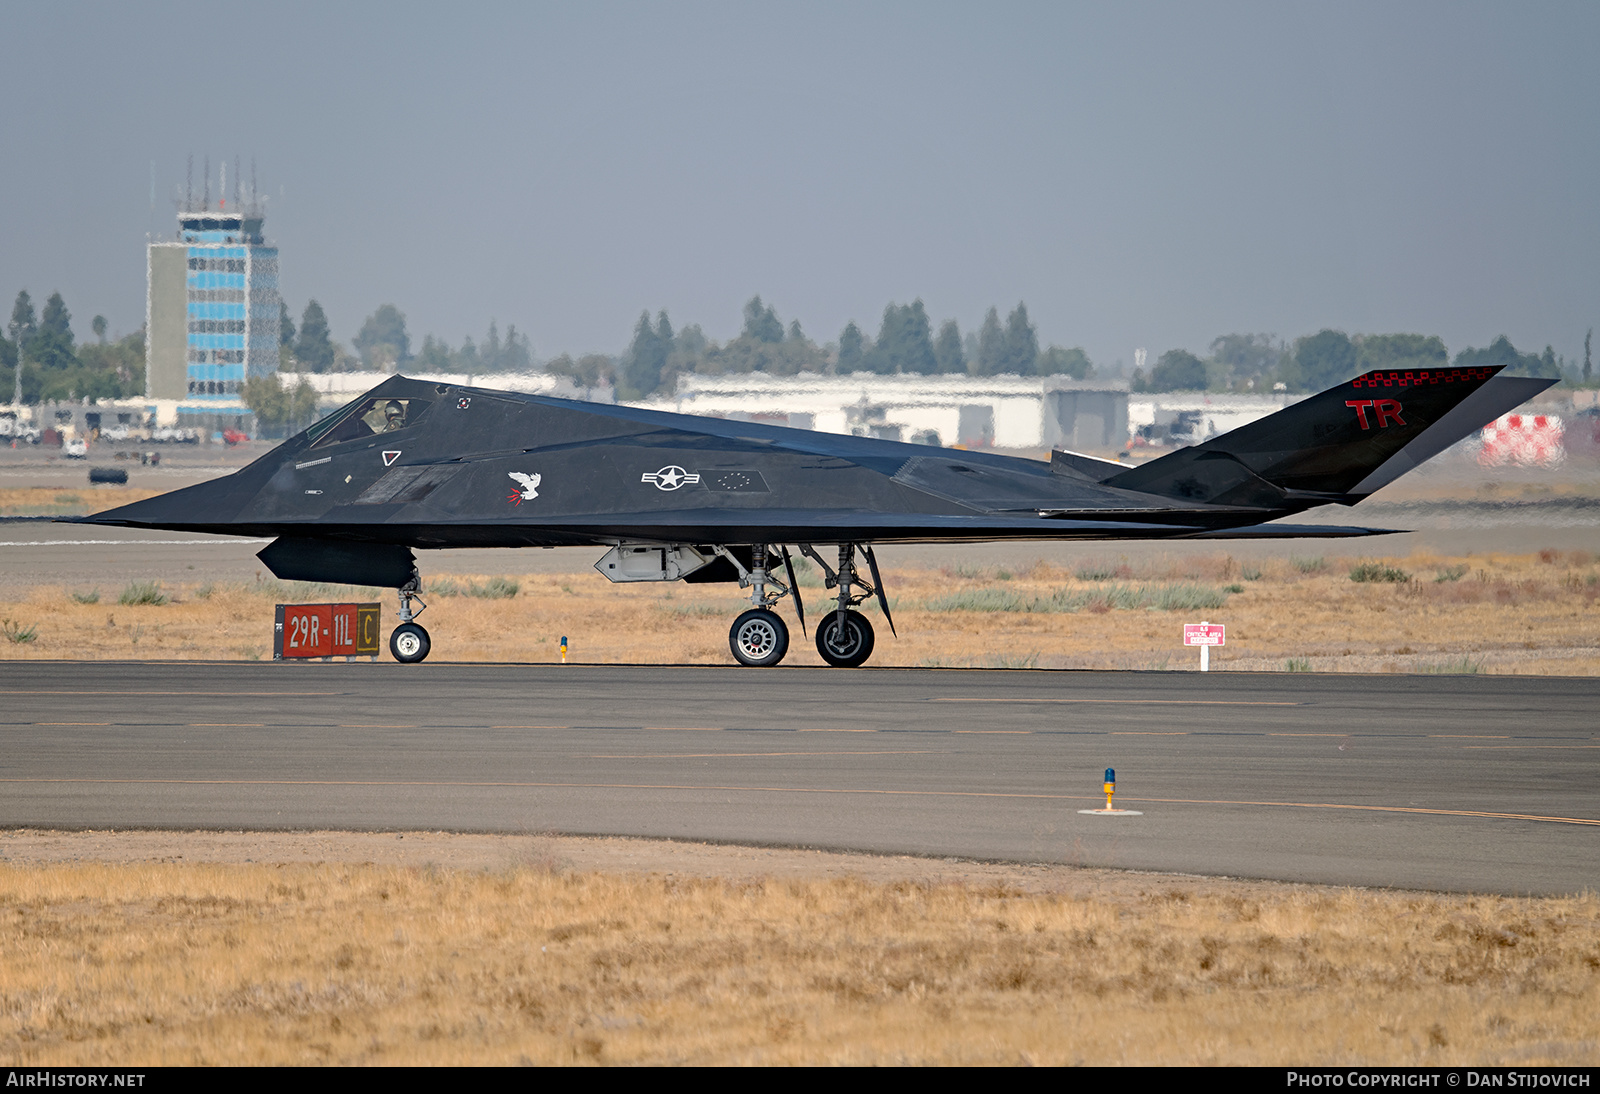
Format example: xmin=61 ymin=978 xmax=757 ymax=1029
xmin=1 ymin=860 xmax=1595 ymax=1065
xmin=1 ymin=549 xmax=1598 ymax=674
xmin=0 ymin=486 xmax=165 ymax=516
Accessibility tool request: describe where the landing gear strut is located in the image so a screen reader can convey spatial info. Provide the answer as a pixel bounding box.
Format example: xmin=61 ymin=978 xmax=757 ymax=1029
xmin=390 ymin=569 xmax=430 ymax=663
xmin=801 ymin=543 xmax=894 ymax=668
xmin=720 ymin=543 xmax=801 ymax=667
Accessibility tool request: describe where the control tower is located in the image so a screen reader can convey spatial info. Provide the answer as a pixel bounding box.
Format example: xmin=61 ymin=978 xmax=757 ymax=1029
xmin=146 ymin=176 xmax=280 ymax=405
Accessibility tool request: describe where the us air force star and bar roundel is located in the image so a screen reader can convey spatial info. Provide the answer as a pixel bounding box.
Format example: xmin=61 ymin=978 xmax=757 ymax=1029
xmin=642 ymin=465 xmax=699 ymax=491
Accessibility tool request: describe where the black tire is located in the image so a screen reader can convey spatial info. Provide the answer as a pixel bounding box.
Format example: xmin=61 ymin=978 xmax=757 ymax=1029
xmin=390 ymin=622 xmax=431 ymax=664
xmin=815 ymin=611 xmax=875 ymax=668
xmin=728 ymin=609 xmax=789 ymax=667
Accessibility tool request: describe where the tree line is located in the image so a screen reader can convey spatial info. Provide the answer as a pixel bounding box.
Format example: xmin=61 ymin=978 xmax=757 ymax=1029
xmin=564 ymin=297 xmax=1095 ymax=401
xmin=1136 ymin=329 xmax=1583 ymax=394
xmin=278 ymin=296 xmax=1593 ymax=403
xmin=3 ymin=290 xmax=145 ymax=404
xmin=278 ymin=300 xmax=532 ymax=376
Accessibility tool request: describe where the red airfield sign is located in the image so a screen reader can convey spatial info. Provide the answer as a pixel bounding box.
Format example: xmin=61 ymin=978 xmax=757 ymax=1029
xmin=1183 ymin=623 xmax=1226 ymax=646
xmin=274 ymin=603 xmax=381 ymax=659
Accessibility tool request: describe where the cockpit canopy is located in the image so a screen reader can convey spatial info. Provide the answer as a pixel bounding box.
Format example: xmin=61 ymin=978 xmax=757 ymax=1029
xmin=307 ymin=397 xmax=432 ymax=449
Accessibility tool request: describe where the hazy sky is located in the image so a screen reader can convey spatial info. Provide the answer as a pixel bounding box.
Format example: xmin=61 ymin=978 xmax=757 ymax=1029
xmin=2 ymin=1 xmax=1596 ymax=370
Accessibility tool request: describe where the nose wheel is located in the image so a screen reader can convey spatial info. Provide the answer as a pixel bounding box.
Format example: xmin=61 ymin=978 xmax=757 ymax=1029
xmin=390 ymin=622 xmax=431 ymax=663
xmin=390 ymin=569 xmax=430 ymax=663
xmin=729 ymin=609 xmax=789 ymax=667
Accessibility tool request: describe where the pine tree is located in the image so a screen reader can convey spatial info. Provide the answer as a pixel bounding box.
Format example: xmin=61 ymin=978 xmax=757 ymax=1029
xmin=933 ymin=320 xmax=965 ymax=374
xmin=279 ymin=301 xmax=295 ymax=347
xmin=621 ymin=310 xmax=667 ymax=399
xmin=295 ymin=300 xmax=335 ymax=372
xmin=6 ymin=291 xmax=33 ymax=405
xmin=31 ymin=292 xmax=77 ymax=372
xmin=1585 ymin=329 xmax=1592 ymax=385
xmin=502 ymin=325 xmax=533 ymax=372
xmin=8 ymin=291 xmax=36 ymax=346
xmin=974 ymin=307 xmax=1004 ymax=376
xmin=742 ymin=296 xmax=784 ymax=343
xmin=39 ymin=292 xmax=72 ymax=342
xmin=355 ymin=304 xmax=411 ymax=368
xmin=482 ymin=321 xmax=501 ymax=369
xmin=837 ymin=322 xmax=867 ymax=373
xmin=1002 ymin=303 xmax=1039 ymax=376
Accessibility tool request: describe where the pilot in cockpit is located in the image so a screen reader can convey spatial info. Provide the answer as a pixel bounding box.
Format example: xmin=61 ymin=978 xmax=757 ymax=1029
xmin=381 ymin=400 xmax=407 ymax=431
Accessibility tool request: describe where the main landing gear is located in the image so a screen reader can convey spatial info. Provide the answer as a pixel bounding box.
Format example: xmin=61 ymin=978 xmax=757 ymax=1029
xmin=719 ymin=543 xmax=894 ymax=668
xmin=801 ymin=543 xmax=894 ymax=669
xmin=390 ymin=570 xmax=430 ymax=663
xmin=722 ymin=544 xmax=797 ymax=667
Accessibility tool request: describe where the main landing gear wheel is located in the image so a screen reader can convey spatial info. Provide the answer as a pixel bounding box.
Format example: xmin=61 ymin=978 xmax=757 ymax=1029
xmin=816 ymin=611 xmax=875 ymax=668
xmin=729 ymin=609 xmax=789 ymax=667
xmin=390 ymin=622 xmax=431 ymax=664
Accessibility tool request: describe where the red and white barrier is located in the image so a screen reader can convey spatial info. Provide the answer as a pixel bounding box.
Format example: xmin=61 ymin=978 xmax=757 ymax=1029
xmin=1478 ymin=413 xmax=1565 ymax=467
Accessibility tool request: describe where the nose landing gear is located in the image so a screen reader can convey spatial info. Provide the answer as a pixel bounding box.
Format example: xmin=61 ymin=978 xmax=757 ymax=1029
xmin=390 ymin=570 xmax=431 ymax=663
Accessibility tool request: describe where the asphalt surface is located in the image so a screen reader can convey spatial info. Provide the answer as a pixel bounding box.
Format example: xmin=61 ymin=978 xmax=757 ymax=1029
xmin=0 ymin=661 xmax=1594 ymax=894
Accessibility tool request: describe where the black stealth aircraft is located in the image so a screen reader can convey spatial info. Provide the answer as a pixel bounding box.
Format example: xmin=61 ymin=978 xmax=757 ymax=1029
xmin=84 ymin=365 xmax=1552 ymax=666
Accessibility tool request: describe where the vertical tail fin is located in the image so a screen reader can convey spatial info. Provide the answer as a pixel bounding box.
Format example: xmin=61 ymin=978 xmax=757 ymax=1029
xmin=1105 ymin=367 xmax=1556 ymax=508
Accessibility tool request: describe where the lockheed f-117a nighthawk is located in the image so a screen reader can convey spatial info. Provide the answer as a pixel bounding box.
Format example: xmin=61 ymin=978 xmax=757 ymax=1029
xmin=82 ymin=365 xmax=1552 ymax=666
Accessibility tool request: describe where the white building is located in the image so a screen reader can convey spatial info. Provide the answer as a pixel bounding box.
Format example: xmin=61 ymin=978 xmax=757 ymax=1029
xmin=654 ymin=373 xmax=1131 ymax=452
xmin=1128 ymin=391 xmax=1308 ymax=448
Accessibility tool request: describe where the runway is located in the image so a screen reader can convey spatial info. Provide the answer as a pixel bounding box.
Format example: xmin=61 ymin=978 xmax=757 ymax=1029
xmin=0 ymin=662 xmax=1593 ymax=894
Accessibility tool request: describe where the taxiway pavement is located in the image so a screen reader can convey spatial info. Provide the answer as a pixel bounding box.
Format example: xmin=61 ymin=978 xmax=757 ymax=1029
xmin=0 ymin=662 xmax=1593 ymax=894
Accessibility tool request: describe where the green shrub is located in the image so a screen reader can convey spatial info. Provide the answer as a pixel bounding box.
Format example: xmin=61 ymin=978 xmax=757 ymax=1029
xmin=2 ymin=618 xmax=38 ymax=644
xmin=1433 ymin=565 xmax=1468 ymax=583
xmin=467 ymin=576 xmax=519 ymax=599
xmin=924 ymin=582 xmax=1229 ymax=614
xmin=69 ymin=589 xmax=100 ymax=605
xmin=118 ymin=581 xmax=169 ymax=606
xmin=1075 ymin=563 xmax=1130 ymax=581
xmin=1292 ymin=556 xmax=1328 ymax=574
xmin=1349 ymin=563 xmax=1410 ymax=584
xmin=1284 ymin=657 xmax=1313 ymax=672
xmin=1147 ymin=582 xmax=1231 ymax=611
xmin=924 ymin=588 xmax=1031 ymax=612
